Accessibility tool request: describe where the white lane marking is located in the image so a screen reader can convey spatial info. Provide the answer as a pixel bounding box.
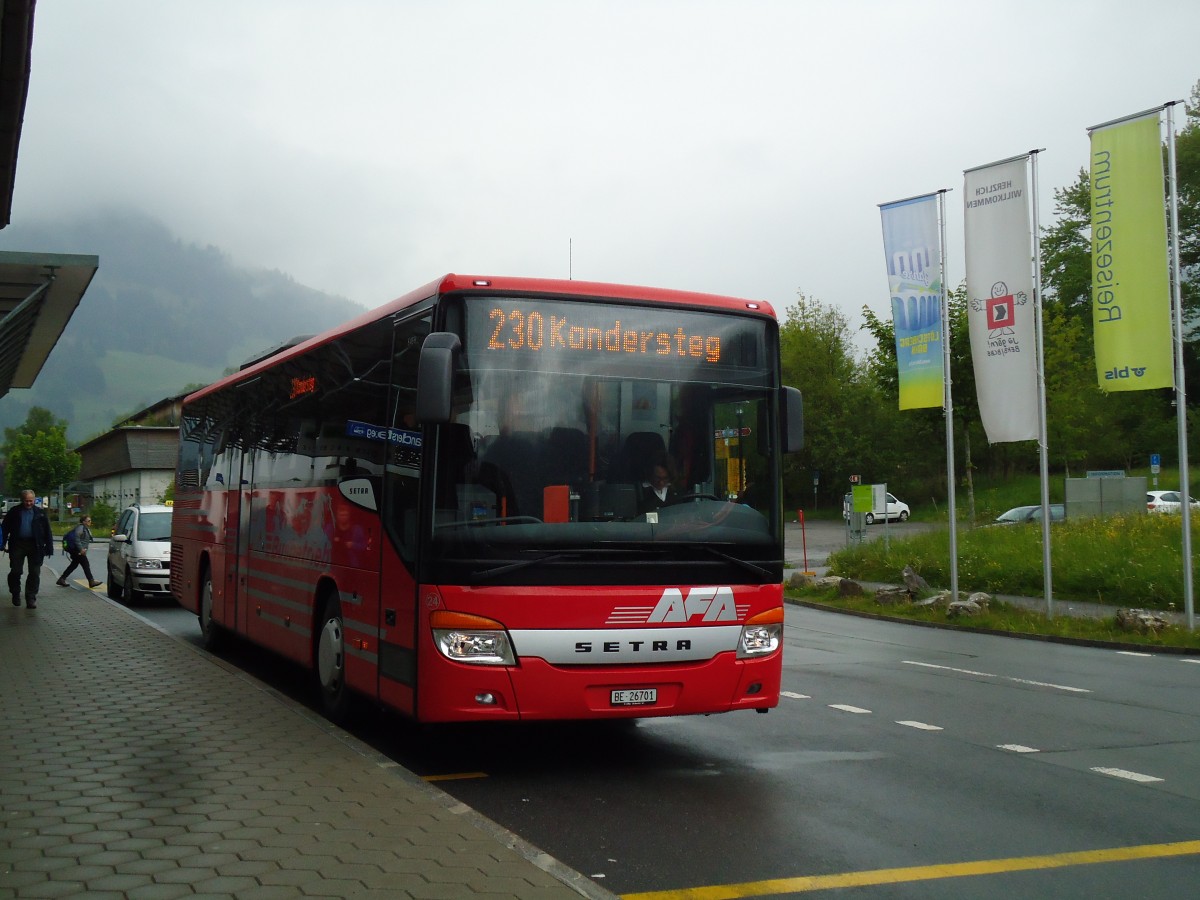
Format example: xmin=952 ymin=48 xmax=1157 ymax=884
xmin=1183 ymin=659 xmax=1200 ymax=665
xmin=781 ymin=691 xmax=811 ymax=700
xmin=998 ymin=744 xmax=1040 ymax=753
xmin=903 ymin=660 xmax=1090 ymax=693
xmin=897 ymin=721 xmax=943 ymax=731
xmin=1117 ymin=651 xmax=1153 ymax=657
xmin=1091 ymin=767 xmax=1164 ymax=784
xmin=829 ymin=704 xmax=872 ymax=714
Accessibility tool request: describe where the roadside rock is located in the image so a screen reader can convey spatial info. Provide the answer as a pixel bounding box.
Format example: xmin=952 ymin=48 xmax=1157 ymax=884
xmin=837 ymin=578 xmax=864 ymax=597
xmin=914 ymin=590 xmax=953 ymax=609
xmin=875 ymin=586 xmax=910 ymax=606
xmin=947 ymin=599 xmax=983 ymax=618
xmin=965 ymin=591 xmax=992 ymax=611
xmin=902 ymin=565 xmax=929 ymax=594
xmin=1115 ymin=608 xmax=1168 ymax=634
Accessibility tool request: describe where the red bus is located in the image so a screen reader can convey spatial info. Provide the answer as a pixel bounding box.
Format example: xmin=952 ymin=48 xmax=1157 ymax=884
xmin=171 ymin=274 xmax=803 ymax=722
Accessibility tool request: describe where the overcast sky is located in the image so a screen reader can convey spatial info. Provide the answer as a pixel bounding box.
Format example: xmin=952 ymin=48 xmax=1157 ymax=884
xmin=13 ymin=1 xmax=1200 ymax=349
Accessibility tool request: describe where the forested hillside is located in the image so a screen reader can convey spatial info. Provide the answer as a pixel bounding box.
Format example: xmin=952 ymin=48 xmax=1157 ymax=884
xmin=0 ymin=209 xmax=366 ymax=443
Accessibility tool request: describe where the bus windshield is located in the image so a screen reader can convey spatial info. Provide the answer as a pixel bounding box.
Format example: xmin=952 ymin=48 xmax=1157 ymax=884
xmin=422 ymin=295 xmax=781 ymax=585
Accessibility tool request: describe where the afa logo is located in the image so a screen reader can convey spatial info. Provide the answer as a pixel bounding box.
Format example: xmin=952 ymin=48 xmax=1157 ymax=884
xmin=606 ymin=587 xmax=751 ymax=625
xmin=648 ymin=587 xmax=742 ymax=623
xmin=1104 ymin=365 xmax=1149 ymax=380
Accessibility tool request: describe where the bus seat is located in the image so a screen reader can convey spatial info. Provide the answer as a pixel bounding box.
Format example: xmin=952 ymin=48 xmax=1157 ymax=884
xmin=542 ymin=427 xmax=589 ymax=487
xmin=439 ymin=423 xmax=518 ymax=521
xmin=611 ymin=431 xmax=668 ymax=484
xmin=437 ymin=423 xmax=476 ymax=510
xmin=482 ymin=431 xmax=543 ymax=519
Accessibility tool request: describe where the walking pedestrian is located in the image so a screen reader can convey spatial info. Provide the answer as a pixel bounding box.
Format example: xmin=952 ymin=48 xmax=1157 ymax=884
xmin=57 ymin=514 xmax=102 ymax=589
xmin=2 ymin=490 xmax=55 ymax=609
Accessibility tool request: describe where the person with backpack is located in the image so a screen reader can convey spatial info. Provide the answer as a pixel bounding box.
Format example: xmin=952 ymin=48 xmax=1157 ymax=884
xmin=57 ymin=514 xmax=101 ymax=589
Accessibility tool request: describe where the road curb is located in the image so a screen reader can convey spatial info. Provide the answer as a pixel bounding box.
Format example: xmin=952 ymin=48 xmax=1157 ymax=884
xmin=785 ymin=595 xmax=1200 ymax=656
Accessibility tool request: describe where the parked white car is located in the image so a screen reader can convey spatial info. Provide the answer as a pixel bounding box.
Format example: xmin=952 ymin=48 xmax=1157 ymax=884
xmin=1146 ymin=491 xmax=1199 ymax=514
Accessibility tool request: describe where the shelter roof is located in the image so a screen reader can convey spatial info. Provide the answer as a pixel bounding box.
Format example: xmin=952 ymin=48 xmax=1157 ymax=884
xmin=0 ymin=251 xmax=99 ymax=400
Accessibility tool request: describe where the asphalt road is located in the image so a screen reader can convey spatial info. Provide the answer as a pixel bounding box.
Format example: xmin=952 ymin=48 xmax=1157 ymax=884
xmin=76 ymin=549 xmax=1200 ymax=899
xmin=784 ymin=515 xmax=934 ymax=575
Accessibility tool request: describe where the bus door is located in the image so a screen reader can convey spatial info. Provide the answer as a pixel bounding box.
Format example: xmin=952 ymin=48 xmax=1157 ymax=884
xmin=374 ymin=311 xmax=429 ymax=715
xmin=220 ymin=444 xmax=251 ymax=635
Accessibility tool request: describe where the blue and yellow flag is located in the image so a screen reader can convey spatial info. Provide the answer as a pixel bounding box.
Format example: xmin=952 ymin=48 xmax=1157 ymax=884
xmin=880 ymin=194 xmax=944 ymax=410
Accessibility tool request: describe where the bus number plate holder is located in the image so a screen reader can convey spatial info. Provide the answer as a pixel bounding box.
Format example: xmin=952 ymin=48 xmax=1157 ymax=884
xmin=611 ymin=688 xmax=657 ymax=706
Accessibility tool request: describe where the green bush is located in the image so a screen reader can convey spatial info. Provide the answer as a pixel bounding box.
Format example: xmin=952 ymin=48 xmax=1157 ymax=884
xmin=88 ymin=500 xmax=117 ymax=532
xmin=827 ymin=512 xmax=1194 ymax=610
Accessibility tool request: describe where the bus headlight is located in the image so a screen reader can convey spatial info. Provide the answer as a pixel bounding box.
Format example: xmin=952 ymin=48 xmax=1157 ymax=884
xmin=737 ymin=608 xmax=783 ymax=658
xmin=431 ymin=611 xmax=516 ymax=666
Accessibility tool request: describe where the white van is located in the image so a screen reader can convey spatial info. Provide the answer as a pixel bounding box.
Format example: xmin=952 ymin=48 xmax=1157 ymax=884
xmin=107 ymin=504 xmax=173 ymax=602
xmin=843 ymin=491 xmax=910 ymax=524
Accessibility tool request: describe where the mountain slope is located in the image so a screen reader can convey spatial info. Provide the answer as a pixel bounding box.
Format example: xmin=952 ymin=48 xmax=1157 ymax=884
xmin=0 ymin=209 xmax=367 ymax=443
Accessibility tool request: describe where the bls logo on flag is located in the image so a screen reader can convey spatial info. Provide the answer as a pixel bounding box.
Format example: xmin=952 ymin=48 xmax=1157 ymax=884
xmin=987 ymin=294 xmax=1014 ymax=330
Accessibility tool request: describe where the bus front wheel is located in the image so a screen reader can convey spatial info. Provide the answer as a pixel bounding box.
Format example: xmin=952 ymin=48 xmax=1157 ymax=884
xmin=316 ymin=595 xmax=351 ymax=721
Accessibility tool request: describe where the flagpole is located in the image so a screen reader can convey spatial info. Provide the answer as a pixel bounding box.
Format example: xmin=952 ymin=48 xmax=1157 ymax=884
xmin=938 ymin=188 xmax=959 ymax=602
xmin=1165 ymin=101 xmax=1194 ymax=630
xmin=1028 ymin=149 xmax=1054 ymax=618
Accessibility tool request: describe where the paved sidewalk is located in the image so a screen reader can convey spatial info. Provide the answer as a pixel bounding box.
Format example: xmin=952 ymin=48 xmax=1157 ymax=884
xmin=1 ymin=573 xmax=614 ymax=900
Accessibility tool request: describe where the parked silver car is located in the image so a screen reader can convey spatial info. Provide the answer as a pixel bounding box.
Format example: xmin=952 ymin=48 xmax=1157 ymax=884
xmin=991 ymin=504 xmax=1065 ymax=526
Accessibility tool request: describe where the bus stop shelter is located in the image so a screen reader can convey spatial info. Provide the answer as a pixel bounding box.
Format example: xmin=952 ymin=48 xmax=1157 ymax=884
xmin=0 ymin=252 xmax=99 ymax=401
xmin=0 ymin=2 xmax=99 ymax=401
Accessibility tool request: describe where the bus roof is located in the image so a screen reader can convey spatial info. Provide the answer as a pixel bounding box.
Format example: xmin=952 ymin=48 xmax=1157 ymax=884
xmin=185 ymin=274 xmax=778 ymax=405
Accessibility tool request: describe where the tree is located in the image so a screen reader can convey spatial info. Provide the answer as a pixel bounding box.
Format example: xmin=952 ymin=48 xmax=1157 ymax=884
xmin=1039 ymin=170 xmax=1093 ymax=320
xmin=780 ymin=291 xmax=960 ymax=511
xmin=2 ymin=408 xmax=80 ymax=497
xmin=3 ymin=406 xmax=62 ymax=450
xmin=1176 ymin=82 xmax=1200 ymax=306
xmin=779 ymin=293 xmax=886 ymax=509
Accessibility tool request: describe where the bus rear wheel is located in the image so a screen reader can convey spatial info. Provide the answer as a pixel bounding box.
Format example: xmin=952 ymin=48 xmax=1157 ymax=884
xmin=199 ymin=568 xmax=224 ymax=651
xmin=316 ymin=595 xmax=351 ymax=721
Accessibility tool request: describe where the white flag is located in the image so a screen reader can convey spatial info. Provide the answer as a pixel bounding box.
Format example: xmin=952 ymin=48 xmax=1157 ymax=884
xmin=963 ymin=157 xmax=1037 ymax=443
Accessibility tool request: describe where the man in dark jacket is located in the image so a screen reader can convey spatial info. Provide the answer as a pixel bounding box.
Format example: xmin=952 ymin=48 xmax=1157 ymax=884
xmin=2 ymin=490 xmax=55 ymax=608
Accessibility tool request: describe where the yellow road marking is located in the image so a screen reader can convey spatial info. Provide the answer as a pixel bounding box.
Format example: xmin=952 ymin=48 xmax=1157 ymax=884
xmin=422 ymin=771 xmax=489 ymax=782
xmin=620 ymin=840 xmax=1200 ymax=899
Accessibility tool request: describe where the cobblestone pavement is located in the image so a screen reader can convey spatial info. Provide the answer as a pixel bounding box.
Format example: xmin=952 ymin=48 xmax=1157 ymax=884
xmin=1 ymin=576 xmax=614 ymax=900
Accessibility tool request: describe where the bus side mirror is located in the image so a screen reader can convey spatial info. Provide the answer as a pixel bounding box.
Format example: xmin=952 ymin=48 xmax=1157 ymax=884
xmin=781 ymin=386 xmax=803 ymax=453
xmin=416 ymin=332 xmax=461 ymax=424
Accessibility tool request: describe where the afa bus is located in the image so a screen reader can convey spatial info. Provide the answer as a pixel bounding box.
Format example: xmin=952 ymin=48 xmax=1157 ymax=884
xmin=170 ymin=274 xmax=803 ymax=723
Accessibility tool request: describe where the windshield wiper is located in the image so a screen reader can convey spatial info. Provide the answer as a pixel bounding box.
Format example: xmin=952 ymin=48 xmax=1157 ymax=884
xmin=700 ymin=545 xmax=773 ymax=579
xmin=470 ymin=547 xmax=664 ymax=581
xmin=473 ymin=552 xmax=574 ymax=580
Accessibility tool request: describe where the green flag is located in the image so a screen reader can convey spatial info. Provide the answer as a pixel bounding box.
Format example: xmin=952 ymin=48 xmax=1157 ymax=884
xmin=1089 ymin=112 xmax=1173 ymax=391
